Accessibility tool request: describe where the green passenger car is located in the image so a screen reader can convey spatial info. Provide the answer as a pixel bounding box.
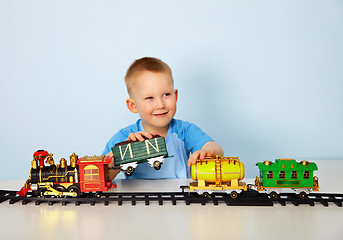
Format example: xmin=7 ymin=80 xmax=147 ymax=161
xmin=111 ymin=136 xmax=169 ymax=176
xmin=255 ymin=159 xmax=319 ymax=199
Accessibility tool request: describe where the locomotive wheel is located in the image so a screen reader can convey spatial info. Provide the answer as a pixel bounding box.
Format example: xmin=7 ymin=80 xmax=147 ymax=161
xmin=230 ymin=191 xmax=238 ymax=199
xmin=67 ymin=186 xmax=81 ymax=197
xmin=39 ymin=189 xmax=48 ymax=197
xmin=153 ymin=161 xmax=162 ymax=170
xmin=299 ymin=192 xmax=307 ymax=199
xmin=55 ymin=186 xmax=67 ymax=197
xmin=270 ymin=191 xmax=278 ymax=199
xmin=126 ymin=166 xmax=135 ymax=176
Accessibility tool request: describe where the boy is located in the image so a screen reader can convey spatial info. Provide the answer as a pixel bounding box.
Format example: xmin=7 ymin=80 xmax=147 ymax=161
xmin=102 ymin=57 xmax=223 ymax=179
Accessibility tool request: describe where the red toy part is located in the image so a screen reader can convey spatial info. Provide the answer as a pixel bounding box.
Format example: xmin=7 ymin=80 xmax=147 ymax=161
xmin=77 ymin=156 xmax=116 ymax=193
xmin=34 ymin=150 xmax=49 ymax=167
xmin=17 ymin=184 xmax=31 ymax=197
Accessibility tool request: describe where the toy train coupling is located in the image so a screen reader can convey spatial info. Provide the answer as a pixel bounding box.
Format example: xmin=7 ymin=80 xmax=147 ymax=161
xmin=109 ymin=166 xmax=121 ymax=170
xmin=180 ymin=185 xmax=190 ymax=193
xmin=313 ymin=176 xmax=319 ymax=191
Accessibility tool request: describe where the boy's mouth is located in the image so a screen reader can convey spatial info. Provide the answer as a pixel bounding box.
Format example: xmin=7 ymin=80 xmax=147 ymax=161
xmin=153 ymin=112 xmax=168 ymax=117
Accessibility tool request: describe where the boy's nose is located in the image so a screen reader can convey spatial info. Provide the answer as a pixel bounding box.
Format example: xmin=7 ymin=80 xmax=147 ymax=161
xmin=156 ymin=98 xmax=166 ymax=109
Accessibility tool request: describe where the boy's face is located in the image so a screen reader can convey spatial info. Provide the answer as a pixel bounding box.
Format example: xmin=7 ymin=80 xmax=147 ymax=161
xmin=126 ymin=70 xmax=178 ymax=134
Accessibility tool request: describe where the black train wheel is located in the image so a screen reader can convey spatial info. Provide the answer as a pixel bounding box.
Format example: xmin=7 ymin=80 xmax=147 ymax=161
xmin=126 ymin=166 xmax=135 ymax=176
xmin=299 ymin=191 xmax=307 ymax=199
xmin=55 ymin=185 xmax=67 ymax=198
xmin=270 ymin=191 xmax=278 ymax=199
xmin=230 ymin=191 xmax=238 ymax=199
xmin=39 ymin=188 xmax=48 ymax=197
xmin=67 ymin=185 xmax=81 ymax=197
xmin=153 ymin=161 xmax=162 ymax=170
xmin=202 ymin=192 xmax=210 ymax=198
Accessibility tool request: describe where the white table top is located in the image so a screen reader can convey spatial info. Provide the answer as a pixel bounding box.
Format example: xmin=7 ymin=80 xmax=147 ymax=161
xmin=0 ymin=160 xmax=343 ymax=240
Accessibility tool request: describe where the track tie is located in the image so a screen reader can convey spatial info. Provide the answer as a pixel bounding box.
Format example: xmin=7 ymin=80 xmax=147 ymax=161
xmin=0 ymin=197 xmax=9 ymax=204
xmin=328 ymin=196 xmax=342 ymax=207
xmin=22 ymin=200 xmax=31 ymax=205
xmin=158 ymin=195 xmax=163 ymax=205
xmin=9 ymin=199 xmax=19 ymax=204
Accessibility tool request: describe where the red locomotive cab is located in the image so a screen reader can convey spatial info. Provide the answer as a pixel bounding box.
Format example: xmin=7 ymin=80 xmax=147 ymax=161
xmin=77 ymin=155 xmax=116 ymax=194
xmin=33 ymin=150 xmax=49 ymax=168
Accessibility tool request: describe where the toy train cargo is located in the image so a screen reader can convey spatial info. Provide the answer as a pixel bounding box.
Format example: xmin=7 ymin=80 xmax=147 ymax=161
xmin=17 ymin=150 xmax=116 ymax=197
xmin=112 ymin=136 xmax=169 ymax=176
xmin=188 ymin=157 xmax=319 ymax=199
xmin=189 ymin=156 xmax=247 ymax=198
xmin=255 ymin=159 xmax=319 ymax=199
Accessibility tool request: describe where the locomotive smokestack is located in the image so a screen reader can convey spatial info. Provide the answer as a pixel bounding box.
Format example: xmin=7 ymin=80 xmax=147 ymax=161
xmin=70 ymin=153 xmax=78 ymax=168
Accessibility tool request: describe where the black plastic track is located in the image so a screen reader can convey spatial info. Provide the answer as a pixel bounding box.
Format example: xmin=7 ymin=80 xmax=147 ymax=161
xmin=0 ymin=189 xmax=342 ymax=207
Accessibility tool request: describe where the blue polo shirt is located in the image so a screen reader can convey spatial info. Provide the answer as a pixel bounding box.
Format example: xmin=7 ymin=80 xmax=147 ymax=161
xmin=102 ymin=118 xmax=213 ymax=179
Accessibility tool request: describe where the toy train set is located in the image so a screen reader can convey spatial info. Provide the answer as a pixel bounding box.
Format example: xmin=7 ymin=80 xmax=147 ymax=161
xmin=0 ymin=136 xmax=342 ymax=207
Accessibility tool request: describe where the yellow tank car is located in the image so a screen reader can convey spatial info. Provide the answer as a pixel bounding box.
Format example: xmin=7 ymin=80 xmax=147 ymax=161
xmin=189 ymin=156 xmax=247 ymax=198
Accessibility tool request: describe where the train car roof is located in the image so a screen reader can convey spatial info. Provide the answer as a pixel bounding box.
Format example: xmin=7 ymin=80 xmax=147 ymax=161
xmin=256 ymin=159 xmax=318 ymax=171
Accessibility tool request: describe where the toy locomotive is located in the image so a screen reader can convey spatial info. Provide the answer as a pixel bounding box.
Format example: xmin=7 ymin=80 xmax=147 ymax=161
xmin=18 ymin=150 xmax=116 ymax=197
xmin=18 ymin=136 xmax=169 ymax=197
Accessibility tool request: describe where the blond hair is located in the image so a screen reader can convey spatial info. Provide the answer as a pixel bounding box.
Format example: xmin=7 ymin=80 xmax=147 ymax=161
xmin=125 ymin=57 xmax=173 ymax=95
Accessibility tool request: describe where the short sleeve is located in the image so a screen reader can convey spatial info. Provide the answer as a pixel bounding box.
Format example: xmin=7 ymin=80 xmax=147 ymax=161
xmin=183 ymin=122 xmax=213 ymax=154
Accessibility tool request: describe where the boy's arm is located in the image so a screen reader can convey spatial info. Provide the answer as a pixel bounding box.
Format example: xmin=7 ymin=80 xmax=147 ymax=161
xmin=187 ymin=141 xmax=224 ymax=167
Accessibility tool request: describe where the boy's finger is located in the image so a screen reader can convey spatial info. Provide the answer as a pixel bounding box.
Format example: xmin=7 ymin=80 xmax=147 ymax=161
xmin=136 ymin=133 xmax=145 ymax=142
xmin=141 ymin=131 xmax=153 ymax=139
xmin=199 ymin=151 xmax=206 ymax=160
xmin=206 ymin=150 xmax=214 ymax=157
xmin=187 ymin=154 xmax=196 ymax=167
xmin=127 ymin=133 xmax=137 ymax=141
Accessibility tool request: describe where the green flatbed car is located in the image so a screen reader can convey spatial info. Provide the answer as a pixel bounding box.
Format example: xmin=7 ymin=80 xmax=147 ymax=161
xmin=255 ymin=159 xmax=319 ymax=199
xmin=111 ymin=136 xmax=169 ymax=176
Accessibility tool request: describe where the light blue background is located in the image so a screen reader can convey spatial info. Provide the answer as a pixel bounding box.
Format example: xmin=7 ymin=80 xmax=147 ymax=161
xmin=1 ymin=0 xmax=342 ymax=180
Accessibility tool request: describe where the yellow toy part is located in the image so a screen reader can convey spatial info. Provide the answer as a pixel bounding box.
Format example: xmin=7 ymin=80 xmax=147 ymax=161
xmin=191 ymin=156 xmax=245 ymax=184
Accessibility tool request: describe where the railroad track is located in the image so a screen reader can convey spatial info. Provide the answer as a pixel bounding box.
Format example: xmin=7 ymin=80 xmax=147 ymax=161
xmin=0 ymin=189 xmax=342 ymax=207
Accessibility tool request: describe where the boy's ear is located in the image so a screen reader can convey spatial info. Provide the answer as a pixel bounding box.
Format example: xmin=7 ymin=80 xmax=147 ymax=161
xmin=126 ymin=98 xmax=138 ymax=113
xmin=174 ymin=89 xmax=178 ymax=102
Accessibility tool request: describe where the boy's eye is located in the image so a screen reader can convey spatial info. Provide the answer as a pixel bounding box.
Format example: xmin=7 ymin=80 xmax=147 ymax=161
xmin=163 ymin=93 xmax=171 ymax=97
xmin=145 ymin=97 xmax=154 ymax=100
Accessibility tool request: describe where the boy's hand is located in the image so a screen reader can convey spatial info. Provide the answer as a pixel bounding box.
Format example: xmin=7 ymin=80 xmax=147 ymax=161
xmin=187 ymin=141 xmax=224 ymax=167
xmin=127 ymin=131 xmax=158 ymax=142
xmin=187 ymin=150 xmax=214 ymax=167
